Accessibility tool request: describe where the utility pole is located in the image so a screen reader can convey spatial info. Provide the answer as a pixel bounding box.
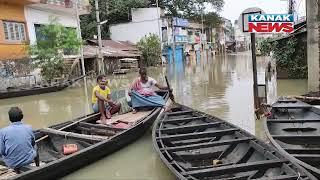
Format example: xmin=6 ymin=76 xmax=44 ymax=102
xmin=75 ymin=0 xmax=90 ymax=114
xmin=95 ymin=0 xmax=105 ymax=74
xmin=201 ymin=11 xmax=204 ymax=52
xmin=251 ymin=33 xmax=259 ymax=112
xmin=75 ymin=0 xmax=86 ymax=78
xmin=171 ymin=17 xmax=175 ymax=63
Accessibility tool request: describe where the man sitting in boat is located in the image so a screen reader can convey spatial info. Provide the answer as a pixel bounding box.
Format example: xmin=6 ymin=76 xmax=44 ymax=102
xmin=129 ymin=68 xmax=169 ymax=113
xmin=0 ymin=107 xmax=39 ymax=170
xmin=92 ymin=75 xmax=121 ymax=124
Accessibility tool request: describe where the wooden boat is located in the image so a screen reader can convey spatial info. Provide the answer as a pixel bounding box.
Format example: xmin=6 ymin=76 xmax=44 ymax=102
xmin=0 ymin=75 xmax=85 ymax=99
xmin=0 ymin=91 xmax=169 ymax=180
xmin=265 ymin=98 xmax=320 ymax=178
xmin=295 ymin=92 xmax=320 ymax=105
xmin=153 ymin=104 xmax=316 ymax=180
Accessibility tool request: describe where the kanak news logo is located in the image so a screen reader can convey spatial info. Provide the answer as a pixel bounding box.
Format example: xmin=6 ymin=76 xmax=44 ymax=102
xmin=248 ymin=14 xmax=294 ymax=33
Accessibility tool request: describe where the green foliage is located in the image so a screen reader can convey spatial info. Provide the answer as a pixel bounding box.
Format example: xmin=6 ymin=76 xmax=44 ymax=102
xmin=259 ymin=37 xmax=307 ymax=79
xmin=258 ymin=38 xmax=273 ymax=56
xmin=80 ymin=0 xmax=148 ymax=39
xmin=137 ymin=34 xmax=161 ymax=66
xmin=29 ymin=18 xmax=82 ymax=81
xmin=80 ymin=0 xmax=224 ymax=39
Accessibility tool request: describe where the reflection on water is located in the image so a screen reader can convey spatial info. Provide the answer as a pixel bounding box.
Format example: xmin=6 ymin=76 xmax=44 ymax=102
xmin=0 ymin=52 xmax=308 ymax=179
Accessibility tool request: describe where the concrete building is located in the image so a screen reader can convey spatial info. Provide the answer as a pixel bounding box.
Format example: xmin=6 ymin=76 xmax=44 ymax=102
xmin=110 ymin=8 xmax=163 ymax=44
xmin=110 ymin=8 xmax=211 ymax=64
xmin=25 ymin=0 xmax=88 ymax=45
xmin=0 ymin=0 xmax=89 ymax=88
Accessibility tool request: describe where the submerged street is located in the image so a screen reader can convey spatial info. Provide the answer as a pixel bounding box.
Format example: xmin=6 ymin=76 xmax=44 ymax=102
xmin=0 ymin=52 xmax=308 ymax=179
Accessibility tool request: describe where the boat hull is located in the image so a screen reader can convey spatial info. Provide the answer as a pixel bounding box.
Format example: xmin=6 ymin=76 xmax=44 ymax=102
xmin=10 ymin=91 xmax=169 ymax=180
xmin=153 ymin=104 xmax=316 ymax=180
xmin=265 ymin=99 xmax=320 ymax=178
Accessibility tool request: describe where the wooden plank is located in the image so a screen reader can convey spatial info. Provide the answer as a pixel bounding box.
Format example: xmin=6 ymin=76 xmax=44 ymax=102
xmin=182 ymin=159 xmax=288 ymax=177
xmin=162 ymin=116 xmax=206 ymax=123
xmin=292 ymin=154 xmax=320 ymax=161
xmin=40 ymin=128 xmax=106 ymax=142
xmin=214 ymin=174 xmax=250 ymax=180
xmin=272 ymin=135 xmax=320 ymax=140
xmin=161 ymin=137 xmax=253 ymax=152
xmin=284 ymin=148 xmax=320 ymax=154
xmin=75 ymin=126 xmax=116 ymax=136
xmin=166 ymin=111 xmax=193 ymax=116
xmin=258 ymin=175 xmax=299 ymax=180
xmin=267 ymin=119 xmax=320 ymax=123
xmin=79 ymin=122 xmax=126 ymax=132
xmin=157 ymin=128 xmax=239 ymax=141
xmin=36 ymin=113 xmax=99 ymax=142
xmin=159 ymin=122 xmax=222 ymax=133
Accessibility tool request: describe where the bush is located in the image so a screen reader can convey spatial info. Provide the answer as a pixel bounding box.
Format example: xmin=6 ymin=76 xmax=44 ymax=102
xmin=137 ymin=34 xmax=161 ymax=66
xmin=29 ymin=17 xmax=82 ymax=81
xmin=259 ymin=37 xmax=307 ymax=79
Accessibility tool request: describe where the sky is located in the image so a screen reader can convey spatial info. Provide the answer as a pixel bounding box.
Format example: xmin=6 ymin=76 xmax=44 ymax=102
xmin=220 ymin=0 xmax=306 ymax=23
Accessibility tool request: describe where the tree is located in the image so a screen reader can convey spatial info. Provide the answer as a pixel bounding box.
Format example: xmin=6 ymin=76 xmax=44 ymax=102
xmin=80 ymin=0 xmax=225 ymax=39
xmin=80 ymin=0 xmax=148 ymax=40
xmin=137 ymin=34 xmax=161 ymax=66
xmin=29 ymin=17 xmax=82 ymax=81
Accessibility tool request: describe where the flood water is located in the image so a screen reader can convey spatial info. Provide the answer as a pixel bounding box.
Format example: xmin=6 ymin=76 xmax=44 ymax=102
xmin=0 ymin=52 xmax=308 ymax=179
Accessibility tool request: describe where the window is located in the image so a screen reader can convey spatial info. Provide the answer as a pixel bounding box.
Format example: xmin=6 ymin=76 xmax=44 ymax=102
xmin=3 ymin=21 xmax=26 ymax=41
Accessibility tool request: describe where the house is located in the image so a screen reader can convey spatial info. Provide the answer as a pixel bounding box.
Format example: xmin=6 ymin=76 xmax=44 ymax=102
xmin=110 ymin=8 xmax=212 ymax=63
xmin=84 ymin=40 xmax=141 ymax=74
xmin=0 ymin=0 xmax=89 ymax=89
xmin=0 ymin=0 xmax=89 ymax=68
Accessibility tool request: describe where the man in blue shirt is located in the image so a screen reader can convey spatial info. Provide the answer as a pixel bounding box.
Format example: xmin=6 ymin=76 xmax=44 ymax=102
xmin=0 ymin=107 xmax=38 ymax=170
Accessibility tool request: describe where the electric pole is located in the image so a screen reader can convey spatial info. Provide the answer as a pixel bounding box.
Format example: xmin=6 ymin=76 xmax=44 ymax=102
xmin=171 ymin=17 xmax=175 ymax=63
xmin=95 ymin=0 xmax=105 ymax=74
xmin=75 ymin=0 xmax=86 ymax=78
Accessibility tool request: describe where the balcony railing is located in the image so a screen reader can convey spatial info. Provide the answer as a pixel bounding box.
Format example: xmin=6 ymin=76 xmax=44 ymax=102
xmin=39 ymin=0 xmax=89 ymax=12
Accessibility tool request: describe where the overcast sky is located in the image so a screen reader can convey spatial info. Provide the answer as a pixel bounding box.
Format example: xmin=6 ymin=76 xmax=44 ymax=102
xmin=220 ymin=0 xmax=306 ymax=23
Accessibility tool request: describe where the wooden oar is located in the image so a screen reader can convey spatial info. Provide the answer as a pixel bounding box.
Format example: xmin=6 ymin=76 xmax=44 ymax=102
xmin=36 ymin=113 xmax=99 ymax=142
xmin=165 ymin=76 xmax=175 ymax=103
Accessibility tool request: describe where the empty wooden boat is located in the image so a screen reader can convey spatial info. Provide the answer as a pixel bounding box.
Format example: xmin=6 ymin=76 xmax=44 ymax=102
xmin=1 ymin=91 xmax=169 ymax=180
xmin=0 ymin=75 xmax=85 ymax=99
xmin=153 ymin=104 xmax=316 ymax=180
xmin=265 ymin=98 xmax=320 ymax=178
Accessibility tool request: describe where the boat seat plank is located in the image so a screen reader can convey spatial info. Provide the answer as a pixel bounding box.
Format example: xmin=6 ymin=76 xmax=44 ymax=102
xmin=160 ymin=137 xmax=254 ymax=152
xmin=257 ymin=175 xmax=300 ymax=180
xmin=181 ymin=159 xmax=288 ymax=177
xmin=267 ymin=119 xmax=320 ymax=123
xmin=157 ymin=128 xmax=239 ymax=141
xmin=75 ymin=126 xmax=116 ymax=136
xmin=166 ymin=111 xmax=193 ymax=116
xmin=284 ymin=148 xmax=320 ymax=154
xmin=78 ymin=122 xmax=125 ymax=132
xmin=159 ymin=122 xmax=222 ymax=133
xmin=292 ymin=154 xmax=320 ymax=160
xmin=214 ymin=174 xmax=250 ymax=180
xmin=162 ymin=116 xmax=206 ymax=123
xmin=272 ymin=135 xmax=320 ymax=140
xmin=40 ymin=128 xmax=106 ymax=142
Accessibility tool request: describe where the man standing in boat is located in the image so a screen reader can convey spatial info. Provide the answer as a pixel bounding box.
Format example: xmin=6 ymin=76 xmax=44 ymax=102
xmin=0 ymin=107 xmax=39 ymax=171
xmin=92 ymin=75 xmax=121 ymax=124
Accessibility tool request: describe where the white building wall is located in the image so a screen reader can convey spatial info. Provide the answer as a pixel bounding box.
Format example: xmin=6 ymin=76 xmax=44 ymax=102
xmin=131 ymin=7 xmax=160 ymax=22
xmin=110 ymin=20 xmax=161 ymax=44
xmin=24 ymin=7 xmax=77 ymax=44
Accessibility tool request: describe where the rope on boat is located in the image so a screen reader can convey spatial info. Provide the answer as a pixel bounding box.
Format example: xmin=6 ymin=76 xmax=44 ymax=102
xmin=64 ymin=132 xmax=72 ymax=139
xmin=297 ymin=172 xmax=300 ymax=180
